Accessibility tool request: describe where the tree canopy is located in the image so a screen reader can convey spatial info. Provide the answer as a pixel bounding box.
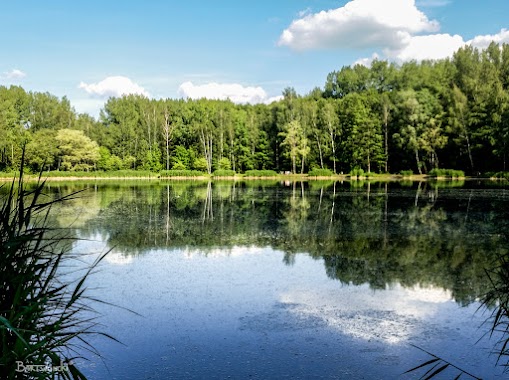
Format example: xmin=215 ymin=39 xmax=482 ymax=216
xmin=2 ymin=42 xmax=509 ymax=175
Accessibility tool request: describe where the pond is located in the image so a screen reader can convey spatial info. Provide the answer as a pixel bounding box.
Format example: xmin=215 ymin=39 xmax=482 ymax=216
xmin=45 ymin=180 xmax=509 ymax=379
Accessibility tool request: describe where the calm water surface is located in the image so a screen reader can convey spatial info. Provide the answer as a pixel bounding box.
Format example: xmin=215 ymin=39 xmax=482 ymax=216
xmin=45 ymin=180 xmax=509 ymax=379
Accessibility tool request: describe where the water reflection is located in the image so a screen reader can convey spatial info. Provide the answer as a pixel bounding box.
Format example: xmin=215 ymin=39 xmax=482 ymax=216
xmin=44 ymin=179 xmax=509 ymax=307
xmin=40 ymin=179 xmax=509 ymax=379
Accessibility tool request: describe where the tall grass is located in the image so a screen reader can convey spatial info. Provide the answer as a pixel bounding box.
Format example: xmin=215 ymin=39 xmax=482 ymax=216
xmin=482 ymin=253 xmax=509 ymax=371
xmin=488 ymin=171 xmax=509 ymax=181
xmin=427 ymin=168 xmax=465 ymax=178
xmin=159 ymin=169 xmax=209 ymax=177
xmin=405 ymin=252 xmax=509 ymax=379
xmin=0 ymin=166 xmax=113 ymax=379
xmin=243 ymin=170 xmax=279 ymax=177
xmin=42 ymin=170 xmax=157 ymax=178
xmin=308 ymin=168 xmax=334 ymax=177
xmin=212 ymin=169 xmax=236 ymax=177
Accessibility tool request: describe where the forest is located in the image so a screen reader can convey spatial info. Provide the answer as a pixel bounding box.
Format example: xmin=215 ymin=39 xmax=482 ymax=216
xmin=1 ymin=42 xmax=509 ymax=176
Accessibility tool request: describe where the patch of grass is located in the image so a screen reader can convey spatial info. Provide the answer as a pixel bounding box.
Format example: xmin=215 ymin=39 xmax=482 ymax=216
xmin=212 ymin=169 xmax=236 ymax=177
xmin=159 ymin=169 xmax=209 ymax=177
xmin=308 ymin=168 xmax=334 ymax=177
xmin=0 ymin=165 xmax=115 ymax=379
xmin=488 ymin=171 xmax=509 ymax=180
xmin=427 ymin=168 xmax=465 ymax=178
xmin=349 ymin=168 xmax=365 ymax=178
xmin=0 ymin=171 xmax=21 ymax=178
xmin=243 ymin=170 xmax=279 ymax=177
xmin=41 ymin=170 xmax=158 ymax=178
xmin=400 ymin=170 xmax=414 ymax=177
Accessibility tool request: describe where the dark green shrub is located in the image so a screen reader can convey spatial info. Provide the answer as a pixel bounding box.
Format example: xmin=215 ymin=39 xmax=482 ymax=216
xmin=400 ymin=170 xmax=413 ymax=176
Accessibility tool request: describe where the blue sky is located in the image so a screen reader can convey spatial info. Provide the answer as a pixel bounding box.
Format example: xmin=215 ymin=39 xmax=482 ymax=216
xmin=1 ymin=0 xmax=508 ymax=118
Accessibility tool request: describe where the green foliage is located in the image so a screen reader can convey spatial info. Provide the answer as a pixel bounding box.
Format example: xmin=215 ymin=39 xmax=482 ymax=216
xmin=481 ymin=253 xmax=509 ymax=372
xmin=349 ymin=168 xmax=365 ymax=177
xmin=142 ymin=146 xmax=163 ymax=172
xmin=0 ymin=171 xmax=112 ymax=379
xmin=308 ymin=168 xmax=334 ymax=177
xmin=279 ymin=120 xmax=308 ymax=174
xmin=217 ymin=157 xmax=232 ymax=170
xmin=243 ymin=170 xmax=279 ymax=177
xmin=41 ymin=170 xmax=157 ymax=178
xmin=400 ymin=170 xmax=414 ymax=176
xmin=172 ymin=161 xmax=187 ymax=170
xmin=172 ymin=145 xmax=192 ymax=170
xmin=212 ymin=169 xmax=235 ymax=177
xmin=159 ymin=170 xmax=208 ymax=177
xmin=97 ymin=146 xmax=125 ymax=171
xmin=2 ymin=44 xmax=509 ymax=176
xmin=489 ymin=171 xmax=509 ymax=180
xmin=56 ymin=129 xmax=100 ymax=171
xmin=25 ymin=129 xmax=59 ymax=171
xmin=193 ymin=157 xmax=209 ymax=172
xmin=0 ymin=171 xmax=19 ymax=178
xmin=427 ymin=168 xmax=465 ymax=178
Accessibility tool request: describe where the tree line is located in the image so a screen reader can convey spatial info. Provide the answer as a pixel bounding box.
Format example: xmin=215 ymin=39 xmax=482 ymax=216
xmin=1 ymin=42 xmax=509 ymax=175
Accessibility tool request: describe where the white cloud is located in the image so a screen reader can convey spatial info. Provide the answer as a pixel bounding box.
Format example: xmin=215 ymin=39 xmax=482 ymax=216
xmin=78 ymin=76 xmax=150 ymax=98
xmin=1 ymin=68 xmax=26 ymax=80
xmin=391 ymin=33 xmax=465 ymax=61
xmin=283 ymin=0 xmax=509 ymax=64
xmin=265 ymin=95 xmax=284 ymax=104
xmin=468 ymin=28 xmax=509 ymax=50
xmin=354 ymin=53 xmax=380 ymax=66
xmin=178 ymin=81 xmax=280 ymax=104
xmin=278 ymin=0 xmax=439 ymax=51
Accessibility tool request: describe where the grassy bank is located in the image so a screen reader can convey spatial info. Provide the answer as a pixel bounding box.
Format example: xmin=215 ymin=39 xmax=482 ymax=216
xmin=0 ymin=169 xmax=487 ymax=182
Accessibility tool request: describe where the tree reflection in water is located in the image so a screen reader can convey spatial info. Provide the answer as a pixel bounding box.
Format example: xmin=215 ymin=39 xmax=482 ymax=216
xmin=43 ymin=178 xmax=509 ymax=376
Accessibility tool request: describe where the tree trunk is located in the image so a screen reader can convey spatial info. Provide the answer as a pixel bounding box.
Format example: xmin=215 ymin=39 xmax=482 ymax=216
xmin=314 ymin=131 xmax=324 ymax=169
xmin=465 ymin=133 xmax=475 ymax=172
xmin=415 ymin=149 xmax=422 ymax=175
xmin=329 ymin=130 xmax=337 ymax=174
xmin=163 ymin=111 xmax=171 ymax=170
xmin=383 ymin=118 xmax=389 ymax=172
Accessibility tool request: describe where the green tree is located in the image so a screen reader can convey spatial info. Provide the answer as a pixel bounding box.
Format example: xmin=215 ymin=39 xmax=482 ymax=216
xmin=394 ymin=89 xmax=447 ymax=173
xmin=25 ymin=129 xmax=59 ymax=171
xmin=318 ymin=99 xmax=340 ymax=173
xmin=280 ymin=120 xmax=308 ymax=174
xmin=55 ymin=129 xmax=100 ymax=171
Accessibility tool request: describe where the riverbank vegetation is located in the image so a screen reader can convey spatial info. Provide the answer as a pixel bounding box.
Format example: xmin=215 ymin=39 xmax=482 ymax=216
xmin=2 ymin=43 xmax=509 ymax=178
xmin=0 ymin=170 xmax=112 ymax=379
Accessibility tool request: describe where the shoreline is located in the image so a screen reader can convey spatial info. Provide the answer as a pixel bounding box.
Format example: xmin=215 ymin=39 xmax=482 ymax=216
xmin=0 ymin=174 xmax=487 ymax=182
